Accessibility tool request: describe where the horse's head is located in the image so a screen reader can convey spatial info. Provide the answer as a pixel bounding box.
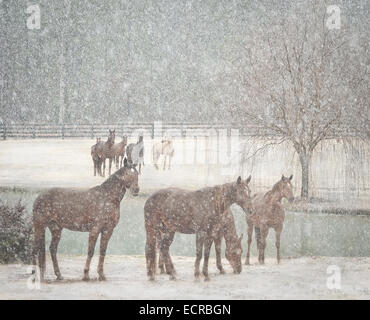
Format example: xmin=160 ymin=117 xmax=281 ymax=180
xmin=225 ymin=234 xmax=243 ymax=274
xmin=233 ymin=175 xmax=253 ymax=214
xmin=121 ymin=158 xmax=140 ymax=196
xmin=278 ymin=175 xmax=294 ymax=202
xmin=108 ymin=129 xmax=116 ymax=145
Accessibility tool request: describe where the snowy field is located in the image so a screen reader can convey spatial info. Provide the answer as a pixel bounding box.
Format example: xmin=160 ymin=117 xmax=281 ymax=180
xmin=0 ymin=138 xmax=369 ymax=300
xmin=1 ymin=255 xmax=369 ymax=300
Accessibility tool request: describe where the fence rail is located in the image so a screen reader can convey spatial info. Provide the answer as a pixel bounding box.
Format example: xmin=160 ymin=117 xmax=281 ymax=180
xmin=0 ymin=123 xmax=276 ymax=139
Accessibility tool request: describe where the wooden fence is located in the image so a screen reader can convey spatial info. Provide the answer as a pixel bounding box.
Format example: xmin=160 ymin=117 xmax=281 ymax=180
xmin=0 ymin=122 xmax=274 ymax=140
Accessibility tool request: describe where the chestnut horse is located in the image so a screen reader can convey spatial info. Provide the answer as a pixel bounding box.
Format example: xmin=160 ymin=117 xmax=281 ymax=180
xmin=96 ymin=129 xmax=116 ymax=177
xmin=32 ymin=158 xmax=139 ymax=281
xmin=152 ymin=139 xmax=174 ymax=170
xmin=158 ymin=208 xmax=243 ymax=275
xmin=144 ymin=175 xmax=252 ymax=281
xmin=245 ymin=175 xmax=294 ymax=265
xmin=112 ymin=136 xmax=128 ymax=169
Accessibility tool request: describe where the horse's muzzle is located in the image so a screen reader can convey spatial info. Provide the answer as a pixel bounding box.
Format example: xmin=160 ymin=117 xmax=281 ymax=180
xmin=131 ymin=188 xmax=140 ymax=196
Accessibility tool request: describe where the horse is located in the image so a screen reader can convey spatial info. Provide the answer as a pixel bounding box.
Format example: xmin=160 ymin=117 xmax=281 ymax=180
xmin=144 ymin=175 xmax=252 ymax=281
xmin=126 ymin=135 xmax=144 ymax=174
xmin=96 ymin=129 xmax=116 ymax=177
xmin=245 ymin=175 xmax=294 ymax=265
xmin=157 ymin=208 xmax=243 ymax=275
xmin=112 ymin=136 xmax=128 ymax=169
xmin=31 ymin=158 xmax=139 ymax=282
xmin=152 ymin=139 xmax=174 ymax=170
xmin=91 ymin=137 xmax=102 ymax=176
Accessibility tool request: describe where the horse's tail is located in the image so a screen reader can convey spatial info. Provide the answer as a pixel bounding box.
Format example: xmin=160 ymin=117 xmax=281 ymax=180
xmin=144 ymin=204 xmax=158 ymax=280
xmin=31 ymin=205 xmax=46 ymax=281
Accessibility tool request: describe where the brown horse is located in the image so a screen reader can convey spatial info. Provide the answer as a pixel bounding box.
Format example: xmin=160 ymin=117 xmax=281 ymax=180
xmin=112 ymin=136 xmax=128 ymax=169
xmin=158 ymin=208 xmax=243 ymax=275
xmin=91 ymin=137 xmax=102 ymax=176
xmin=96 ymin=129 xmax=116 ymax=177
xmin=32 ymin=158 xmax=139 ymax=282
xmin=144 ymin=175 xmax=252 ymax=281
xmin=245 ymin=175 xmax=294 ymax=265
xmin=152 ymin=139 xmax=174 ymax=170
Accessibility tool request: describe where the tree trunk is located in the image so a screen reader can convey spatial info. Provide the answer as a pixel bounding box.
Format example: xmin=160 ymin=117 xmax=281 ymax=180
xmin=298 ymin=150 xmax=312 ymax=199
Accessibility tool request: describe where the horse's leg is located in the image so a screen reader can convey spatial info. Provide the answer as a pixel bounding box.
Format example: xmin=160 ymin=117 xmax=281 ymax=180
xmin=145 ymin=225 xmax=157 ymax=281
xmin=108 ymin=157 xmax=112 ymax=176
xmin=202 ymin=236 xmax=213 ymax=281
xmin=93 ymin=159 xmax=97 ymax=176
xmin=102 ymin=157 xmax=106 ymax=177
xmin=274 ymin=224 xmax=283 ymax=264
xmin=97 ymin=228 xmax=114 ymax=281
xmin=160 ymin=231 xmax=175 ymax=280
xmin=255 ymin=226 xmax=261 ymax=263
xmin=32 ymin=225 xmax=46 ymax=282
xmin=163 ymin=155 xmax=166 ymax=170
xmin=259 ymin=226 xmax=269 ymax=265
xmin=48 ymin=222 xmax=63 ymax=280
xmin=157 ymin=243 xmax=166 ymax=274
xmin=83 ymin=228 xmax=100 ymax=281
xmin=194 ymin=232 xmax=205 ymax=279
xmin=115 ymin=156 xmax=119 ymax=169
xmin=214 ymin=236 xmax=225 ymax=274
xmin=245 ymin=220 xmax=253 ymax=265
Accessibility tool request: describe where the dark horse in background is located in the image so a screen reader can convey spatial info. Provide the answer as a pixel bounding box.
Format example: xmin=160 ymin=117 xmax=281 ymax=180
xmin=91 ymin=137 xmax=102 ymax=176
xmin=245 ymin=175 xmax=294 ymax=265
xmin=93 ymin=129 xmax=116 ymax=177
xmin=144 ymin=175 xmax=252 ymax=281
xmin=32 ymin=158 xmax=139 ymax=281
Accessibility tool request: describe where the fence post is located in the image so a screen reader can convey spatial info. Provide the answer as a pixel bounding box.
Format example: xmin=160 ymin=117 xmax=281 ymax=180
xmin=91 ymin=125 xmax=94 ymax=139
xmin=61 ymin=125 xmax=65 ymax=139
xmin=151 ymin=123 xmax=155 ymax=139
xmin=3 ymin=124 xmax=6 ymax=140
xmin=32 ymin=126 xmax=35 ymax=139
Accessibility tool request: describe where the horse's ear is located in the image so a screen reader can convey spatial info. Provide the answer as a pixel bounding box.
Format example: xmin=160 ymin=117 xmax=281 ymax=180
xmin=123 ymin=158 xmax=128 ymax=167
xmin=246 ymin=175 xmax=251 ymax=184
xmin=289 ymin=174 xmax=293 ymax=181
xmin=282 ymin=174 xmax=285 ymax=180
xmin=237 ymin=176 xmax=241 ymax=184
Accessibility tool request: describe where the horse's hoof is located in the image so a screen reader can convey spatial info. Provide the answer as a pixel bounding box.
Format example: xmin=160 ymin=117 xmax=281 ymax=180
xmin=219 ymin=269 xmax=226 ymax=274
xmin=204 ymin=276 xmax=210 ymax=282
xmin=56 ymin=275 xmax=64 ymax=281
xmin=169 ymin=275 xmax=176 ymax=281
xmin=82 ymin=276 xmax=90 ymax=281
xmin=98 ymin=275 xmax=106 ymax=281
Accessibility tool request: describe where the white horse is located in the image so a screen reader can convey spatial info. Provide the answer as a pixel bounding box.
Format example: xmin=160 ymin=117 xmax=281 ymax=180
xmin=152 ymin=139 xmax=174 ymax=170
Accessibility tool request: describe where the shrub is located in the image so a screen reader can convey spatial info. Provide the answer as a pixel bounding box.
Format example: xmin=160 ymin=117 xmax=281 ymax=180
xmin=0 ymin=201 xmax=33 ymax=264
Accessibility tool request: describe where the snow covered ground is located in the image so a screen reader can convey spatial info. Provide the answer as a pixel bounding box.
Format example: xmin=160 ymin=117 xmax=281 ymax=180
xmin=1 ymin=255 xmax=369 ymax=300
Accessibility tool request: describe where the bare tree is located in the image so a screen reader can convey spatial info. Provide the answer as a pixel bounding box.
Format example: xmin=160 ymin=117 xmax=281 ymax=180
xmin=236 ymin=1 xmax=368 ymax=199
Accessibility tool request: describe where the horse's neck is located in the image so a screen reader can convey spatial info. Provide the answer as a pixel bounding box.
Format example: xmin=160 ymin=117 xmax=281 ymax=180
xmin=214 ymin=183 xmax=235 ymax=213
xmin=223 ymin=216 xmax=238 ymax=245
xmin=98 ymin=176 xmax=126 ymax=202
xmin=265 ymin=187 xmax=282 ymax=205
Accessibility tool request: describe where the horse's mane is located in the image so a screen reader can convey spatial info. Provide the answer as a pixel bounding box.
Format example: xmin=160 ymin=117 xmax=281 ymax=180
xmin=264 ymin=180 xmax=282 ymax=199
xmin=95 ymin=168 xmax=124 ymax=191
